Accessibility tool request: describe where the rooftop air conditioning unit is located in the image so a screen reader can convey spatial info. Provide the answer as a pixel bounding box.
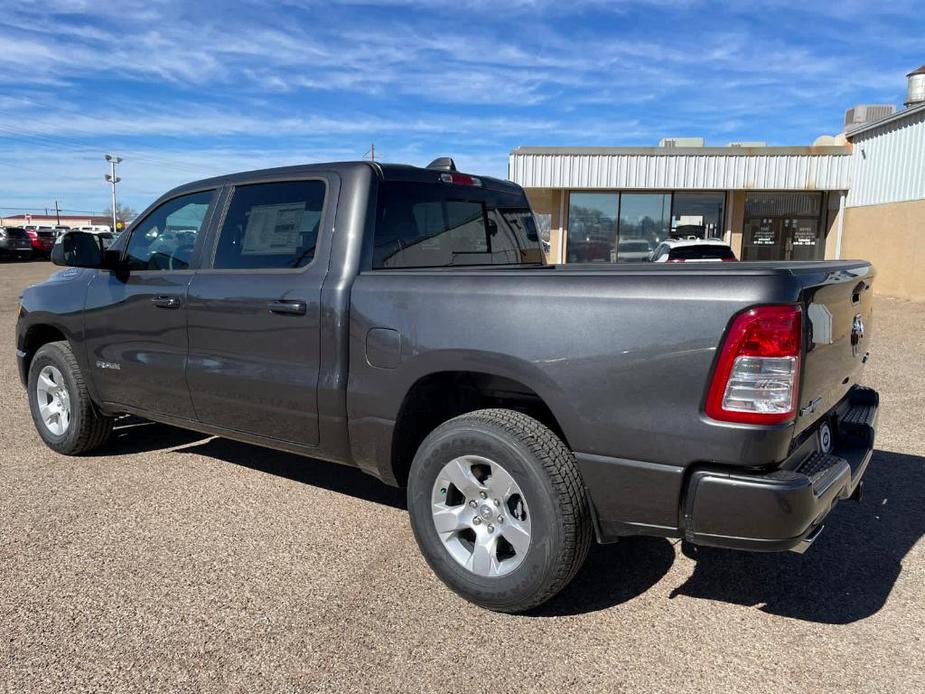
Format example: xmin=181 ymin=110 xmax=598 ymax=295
xmin=844 ymin=104 xmax=896 ymax=128
xmin=658 ymin=137 xmax=704 ymax=148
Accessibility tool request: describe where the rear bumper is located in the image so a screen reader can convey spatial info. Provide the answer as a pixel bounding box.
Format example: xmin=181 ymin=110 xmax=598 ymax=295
xmin=682 ymin=386 xmax=878 ymax=552
xmin=0 ymin=240 xmax=32 ymax=255
xmin=577 ymin=385 xmax=879 ymax=551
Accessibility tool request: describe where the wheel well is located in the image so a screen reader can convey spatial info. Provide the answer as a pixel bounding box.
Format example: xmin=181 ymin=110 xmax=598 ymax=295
xmin=22 ymin=325 xmax=68 ymax=374
xmin=390 ymin=371 xmax=567 ymax=487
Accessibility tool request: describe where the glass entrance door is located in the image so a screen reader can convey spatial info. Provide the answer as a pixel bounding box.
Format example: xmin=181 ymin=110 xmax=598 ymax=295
xmin=785 ymin=218 xmax=822 ymax=260
xmin=743 ymin=217 xmax=822 ymax=260
xmin=743 ymin=217 xmax=783 ymax=260
xmin=742 ymin=192 xmax=824 ymax=261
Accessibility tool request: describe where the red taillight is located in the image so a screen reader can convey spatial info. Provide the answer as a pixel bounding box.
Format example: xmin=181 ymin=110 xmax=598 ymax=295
xmin=26 ymin=230 xmax=37 ymax=239
xmin=440 ymin=172 xmax=482 ymax=187
xmin=705 ymin=305 xmax=802 ymax=424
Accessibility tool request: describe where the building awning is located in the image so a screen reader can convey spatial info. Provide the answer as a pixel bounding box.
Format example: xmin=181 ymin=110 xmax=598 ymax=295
xmin=508 ymin=146 xmax=851 ymax=191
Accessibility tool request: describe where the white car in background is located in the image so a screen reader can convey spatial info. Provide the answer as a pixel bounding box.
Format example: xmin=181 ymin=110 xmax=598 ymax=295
xmin=616 ymin=239 xmax=653 ymax=262
xmin=650 ymin=238 xmax=737 ymax=263
xmin=73 ymin=225 xmax=113 ymax=234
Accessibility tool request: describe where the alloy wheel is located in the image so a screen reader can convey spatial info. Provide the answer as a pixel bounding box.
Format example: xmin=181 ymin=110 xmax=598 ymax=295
xmin=431 ymin=455 xmax=532 ymax=577
xmin=36 ymin=365 xmax=71 ymax=436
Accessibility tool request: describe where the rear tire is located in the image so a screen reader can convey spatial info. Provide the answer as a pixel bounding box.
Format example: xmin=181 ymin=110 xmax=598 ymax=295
xmin=28 ymin=341 xmax=113 ymax=455
xmin=407 ymin=408 xmax=592 ymax=613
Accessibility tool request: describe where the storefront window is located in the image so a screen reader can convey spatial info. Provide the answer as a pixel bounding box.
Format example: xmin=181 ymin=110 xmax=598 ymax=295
xmin=567 ymin=193 xmax=618 ymax=263
xmin=564 ymin=190 xmax=726 ymax=263
xmin=618 ymin=194 xmax=670 ymax=261
xmin=671 ymin=192 xmax=725 ymax=239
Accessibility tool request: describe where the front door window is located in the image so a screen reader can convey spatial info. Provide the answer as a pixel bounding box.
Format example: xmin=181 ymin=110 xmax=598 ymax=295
xmin=124 ymin=190 xmax=214 ymax=271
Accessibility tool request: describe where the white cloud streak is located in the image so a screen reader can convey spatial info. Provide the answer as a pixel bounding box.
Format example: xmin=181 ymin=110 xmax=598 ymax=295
xmin=0 ymin=0 xmax=920 ymax=210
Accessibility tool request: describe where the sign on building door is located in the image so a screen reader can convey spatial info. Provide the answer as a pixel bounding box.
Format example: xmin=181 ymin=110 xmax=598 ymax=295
xmin=753 ymin=219 xmax=776 ymax=245
xmin=792 ymin=223 xmax=817 ymax=246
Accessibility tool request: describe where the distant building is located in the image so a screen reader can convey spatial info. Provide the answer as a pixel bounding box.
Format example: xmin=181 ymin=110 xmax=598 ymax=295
xmin=0 ymin=213 xmax=112 ymax=229
xmin=508 ymin=67 xmax=925 ymax=300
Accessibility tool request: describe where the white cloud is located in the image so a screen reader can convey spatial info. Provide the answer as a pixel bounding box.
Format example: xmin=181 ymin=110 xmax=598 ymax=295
xmin=0 ymin=0 xmax=920 ymax=211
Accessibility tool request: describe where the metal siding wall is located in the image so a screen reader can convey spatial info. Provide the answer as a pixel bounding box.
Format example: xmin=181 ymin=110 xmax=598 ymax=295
xmin=847 ymin=109 xmax=925 ymax=207
xmin=510 ymin=152 xmax=851 ymax=191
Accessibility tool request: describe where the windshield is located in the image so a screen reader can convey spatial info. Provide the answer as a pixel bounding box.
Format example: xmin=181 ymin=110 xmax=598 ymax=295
xmin=373 ymin=181 xmax=544 ymax=269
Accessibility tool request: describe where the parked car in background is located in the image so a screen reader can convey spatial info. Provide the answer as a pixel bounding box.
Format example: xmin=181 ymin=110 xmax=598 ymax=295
xmin=22 ymin=226 xmax=58 ymax=258
xmin=0 ymin=227 xmax=34 ymax=260
xmin=651 ymin=238 xmax=737 ymax=263
xmin=73 ymin=225 xmax=113 ymax=234
xmin=18 ymin=159 xmax=877 ymax=613
xmin=566 ymin=235 xmax=612 ymax=262
xmin=616 ymin=238 xmax=653 ymax=262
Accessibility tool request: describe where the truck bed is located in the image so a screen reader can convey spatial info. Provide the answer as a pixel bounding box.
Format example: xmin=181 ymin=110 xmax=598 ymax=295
xmin=347 ymin=258 xmax=874 ymax=539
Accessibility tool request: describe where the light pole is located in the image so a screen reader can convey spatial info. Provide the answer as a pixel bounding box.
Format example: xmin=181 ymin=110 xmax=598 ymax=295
xmin=105 ymin=154 xmax=122 ymax=232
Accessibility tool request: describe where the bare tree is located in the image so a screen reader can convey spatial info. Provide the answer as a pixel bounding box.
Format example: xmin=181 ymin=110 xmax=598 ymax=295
xmin=102 ymin=202 xmax=138 ymax=223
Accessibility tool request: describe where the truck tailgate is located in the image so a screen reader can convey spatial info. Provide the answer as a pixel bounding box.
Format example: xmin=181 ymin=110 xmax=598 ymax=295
xmin=798 ymin=263 xmax=875 ymax=436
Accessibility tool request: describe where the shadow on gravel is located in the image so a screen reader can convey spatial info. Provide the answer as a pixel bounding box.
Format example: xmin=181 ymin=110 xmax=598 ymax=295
xmin=94 ymin=421 xmax=922 ymax=622
xmin=110 ymin=420 xmax=671 ymax=614
xmin=670 ymin=449 xmax=925 ymax=624
xmin=96 ymin=415 xmax=209 ymax=455
xmin=174 ymin=436 xmax=407 ymax=510
xmin=529 ymin=536 xmax=676 ymax=617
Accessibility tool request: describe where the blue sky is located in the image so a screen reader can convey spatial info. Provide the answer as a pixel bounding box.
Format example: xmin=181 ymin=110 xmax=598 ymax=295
xmin=0 ymin=0 xmax=922 ymax=216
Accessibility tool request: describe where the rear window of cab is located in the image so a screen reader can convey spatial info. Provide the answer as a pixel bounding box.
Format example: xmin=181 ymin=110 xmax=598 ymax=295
xmin=372 ymin=182 xmax=543 ymax=269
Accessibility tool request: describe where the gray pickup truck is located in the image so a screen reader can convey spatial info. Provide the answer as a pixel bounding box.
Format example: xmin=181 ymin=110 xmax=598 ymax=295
xmin=17 ymin=159 xmax=878 ymax=612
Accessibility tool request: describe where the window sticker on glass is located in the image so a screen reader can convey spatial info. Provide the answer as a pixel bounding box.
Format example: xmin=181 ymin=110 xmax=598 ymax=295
xmin=241 ymin=203 xmax=306 ymax=256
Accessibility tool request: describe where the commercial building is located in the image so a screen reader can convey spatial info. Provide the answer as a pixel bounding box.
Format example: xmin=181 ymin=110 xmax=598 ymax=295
xmin=841 ymin=97 xmax=925 ymax=299
xmin=0 ymin=213 xmax=112 ymax=229
xmin=509 ymin=66 xmax=925 ymax=300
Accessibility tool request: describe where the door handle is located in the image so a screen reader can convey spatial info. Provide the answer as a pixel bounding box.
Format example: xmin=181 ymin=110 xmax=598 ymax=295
xmin=151 ymin=295 xmax=181 ymax=309
xmin=268 ymin=300 xmax=307 ymax=315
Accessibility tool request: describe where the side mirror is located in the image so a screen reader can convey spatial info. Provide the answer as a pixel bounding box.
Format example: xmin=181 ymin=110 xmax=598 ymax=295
xmin=51 ymin=231 xmax=109 ymax=268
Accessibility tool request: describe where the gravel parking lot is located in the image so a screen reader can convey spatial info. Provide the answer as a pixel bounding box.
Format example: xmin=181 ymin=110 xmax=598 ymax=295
xmin=2 ymin=259 xmax=924 ymax=693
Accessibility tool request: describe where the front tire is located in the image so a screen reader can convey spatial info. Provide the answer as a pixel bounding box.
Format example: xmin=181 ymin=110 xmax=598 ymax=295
xmin=407 ymin=409 xmax=592 ymax=613
xmin=28 ymin=341 xmax=113 ymax=455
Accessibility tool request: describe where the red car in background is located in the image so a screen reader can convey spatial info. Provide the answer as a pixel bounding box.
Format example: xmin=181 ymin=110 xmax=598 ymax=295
xmin=22 ymin=226 xmax=59 ymax=258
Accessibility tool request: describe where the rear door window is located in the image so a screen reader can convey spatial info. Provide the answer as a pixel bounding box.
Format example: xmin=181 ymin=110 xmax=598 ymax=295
xmin=212 ymin=180 xmax=325 ymax=270
xmin=373 ymin=181 xmax=543 ymax=269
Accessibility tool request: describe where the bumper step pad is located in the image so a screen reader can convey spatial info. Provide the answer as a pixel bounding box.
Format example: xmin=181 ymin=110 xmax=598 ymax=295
xmin=796 ymin=451 xmax=845 ymax=491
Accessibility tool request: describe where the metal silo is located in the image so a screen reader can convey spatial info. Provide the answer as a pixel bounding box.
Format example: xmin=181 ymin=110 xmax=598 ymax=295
xmin=906 ymin=65 xmax=925 ymax=107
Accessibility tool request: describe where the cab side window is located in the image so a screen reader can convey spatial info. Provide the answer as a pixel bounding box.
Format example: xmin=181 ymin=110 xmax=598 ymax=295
xmin=212 ymin=180 xmax=325 ymax=270
xmin=125 ymin=190 xmax=214 ymax=271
